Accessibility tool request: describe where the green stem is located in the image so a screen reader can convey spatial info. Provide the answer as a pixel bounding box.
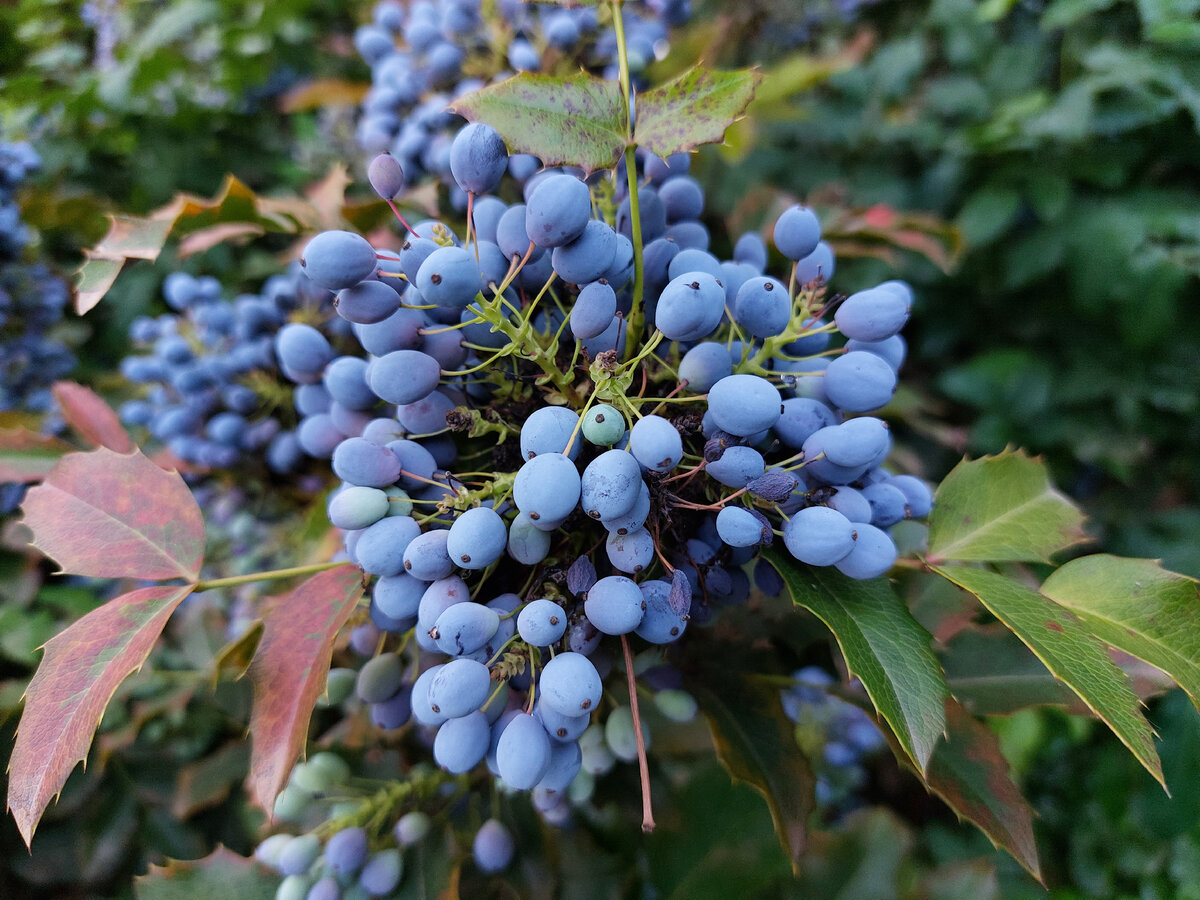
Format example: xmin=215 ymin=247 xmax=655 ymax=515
xmin=610 ymin=0 xmax=645 ymax=360
xmin=194 ymin=560 xmax=348 ymax=593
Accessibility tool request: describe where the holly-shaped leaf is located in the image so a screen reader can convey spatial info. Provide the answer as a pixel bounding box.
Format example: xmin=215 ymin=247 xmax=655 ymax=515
xmin=51 ymin=382 xmax=133 ymax=453
xmin=0 ymin=428 xmax=72 ymax=483
xmin=451 ymin=73 xmax=626 ymax=174
xmin=134 ymin=846 xmax=277 ymax=900
xmin=75 ymin=173 xmax=340 ymax=314
xmin=926 ymin=450 xmax=1087 ymax=564
xmin=1042 ymin=555 xmax=1200 ymax=712
xmin=766 ymin=550 xmax=948 ymax=772
xmin=634 ymin=67 xmax=762 ymax=160
xmin=246 ymin=565 xmax=364 ymax=811
xmin=21 ymin=447 xmax=205 ymax=581
xmin=7 ymin=583 xmax=196 ymax=846
xmin=923 ymin=701 xmax=1041 ymax=882
xmin=932 ymin=565 xmax=1163 ymax=787
xmin=691 ymin=670 xmax=816 ymax=874
xmin=940 ymin=627 xmax=1077 ymax=715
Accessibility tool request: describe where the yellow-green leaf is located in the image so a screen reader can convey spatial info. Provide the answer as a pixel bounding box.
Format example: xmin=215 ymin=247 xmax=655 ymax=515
xmin=927 ymin=450 xmax=1086 ymax=564
xmin=933 ymin=564 xmax=1163 ymax=788
xmin=1042 ymin=555 xmax=1200 ymax=712
xmin=451 ymin=73 xmax=626 ymax=174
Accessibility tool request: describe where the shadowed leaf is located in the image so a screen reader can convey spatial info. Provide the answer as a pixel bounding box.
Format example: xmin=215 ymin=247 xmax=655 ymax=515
xmin=246 ymin=565 xmax=364 ymax=812
xmin=451 ymin=73 xmax=626 ymax=174
xmin=51 ymin=382 xmax=133 ymax=452
xmin=172 ymin=742 xmax=251 ymax=819
xmin=925 ymin=701 xmax=1041 ymax=881
xmin=635 ymin=67 xmax=762 ymax=160
xmin=1042 ymin=555 xmax=1200 ymax=712
xmin=933 ymin=565 xmax=1163 ymax=787
xmin=927 ymin=450 xmax=1086 ymax=564
xmin=8 ymin=583 xmax=195 ymax=846
xmin=21 ymin=447 xmax=205 ymax=581
xmin=135 ymin=846 xmax=276 ymax=900
xmin=942 ymin=627 xmax=1077 ymax=715
xmin=766 ymin=549 xmax=948 ymax=772
xmin=692 ymin=672 xmax=816 ymax=874
xmin=0 ymin=428 xmax=72 ymax=482
xmin=211 ymin=620 xmax=264 ymax=689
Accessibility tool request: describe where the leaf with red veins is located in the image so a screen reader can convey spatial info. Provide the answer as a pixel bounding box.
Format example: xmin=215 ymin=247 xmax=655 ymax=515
xmin=8 ymin=583 xmax=195 ymax=847
xmin=20 ymin=447 xmax=205 ymax=581
xmin=246 ymin=565 xmax=364 ymax=812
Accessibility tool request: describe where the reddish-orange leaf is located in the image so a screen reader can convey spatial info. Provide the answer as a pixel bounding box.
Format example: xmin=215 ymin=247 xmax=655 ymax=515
xmin=20 ymin=447 xmax=204 ymax=581
xmin=246 ymin=565 xmax=363 ymax=811
xmin=0 ymin=428 xmax=72 ymax=483
xmin=7 ymin=583 xmax=195 ymax=847
xmin=51 ymin=382 xmax=133 ymax=453
xmin=924 ymin=700 xmax=1042 ymax=882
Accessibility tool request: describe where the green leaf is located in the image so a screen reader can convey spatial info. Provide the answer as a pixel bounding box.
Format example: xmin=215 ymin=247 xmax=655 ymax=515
xmin=634 ymin=67 xmax=762 ymax=160
xmin=8 ymin=583 xmax=196 ymax=847
xmin=765 ymin=550 xmax=949 ymax=772
xmin=924 ymin=701 xmax=1042 ymax=882
xmin=926 ymin=450 xmax=1087 ymax=564
xmin=932 ymin=565 xmax=1163 ymax=787
xmin=450 ymin=73 xmax=626 ymax=174
xmin=941 ymin=627 xmax=1077 ymax=715
xmin=135 ymin=846 xmax=276 ymax=900
xmin=957 ymin=184 xmax=1021 ymax=247
xmin=1042 ymin=555 xmax=1200 ymax=711
xmin=692 ymin=673 xmax=816 ymax=874
xmin=396 ymin=827 xmax=461 ymax=900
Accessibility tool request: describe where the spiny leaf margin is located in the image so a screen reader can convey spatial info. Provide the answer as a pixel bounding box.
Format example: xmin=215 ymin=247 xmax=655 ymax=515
xmin=932 ymin=564 xmax=1164 ymax=788
xmin=764 ymin=549 xmax=948 ymax=772
xmin=634 ymin=67 xmax=762 ymax=160
xmin=246 ymin=565 xmax=364 ymax=812
xmin=450 ymin=72 xmax=626 ymax=174
xmin=926 ymin=449 xmax=1086 ymax=564
xmin=8 ymin=583 xmax=196 ymax=847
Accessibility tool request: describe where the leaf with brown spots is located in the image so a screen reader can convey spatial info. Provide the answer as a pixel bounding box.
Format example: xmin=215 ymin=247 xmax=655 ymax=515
xmin=923 ymin=701 xmax=1041 ymax=882
xmin=451 ymin=73 xmax=626 ymax=174
xmin=933 ymin=564 xmax=1163 ymax=788
xmin=927 ymin=450 xmax=1086 ymax=564
xmin=20 ymin=447 xmax=205 ymax=581
xmin=0 ymin=428 xmax=72 ymax=483
xmin=245 ymin=565 xmax=363 ymax=812
xmin=52 ymin=382 xmax=133 ymax=452
xmin=7 ymin=583 xmax=195 ymax=847
xmin=634 ymin=67 xmax=762 ymax=160
xmin=1043 ymin=555 xmax=1200 ymax=713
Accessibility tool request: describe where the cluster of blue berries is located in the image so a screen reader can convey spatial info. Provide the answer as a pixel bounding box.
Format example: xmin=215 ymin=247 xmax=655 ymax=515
xmin=781 ymin=666 xmax=886 ymax=811
xmin=354 ymin=0 xmax=690 ymax=196
xmin=117 ymin=266 xmax=337 ymax=473
xmin=0 ymin=142 xmax=75 ymax=418
xmin=247 ymin=1 xmax=937 ymax=887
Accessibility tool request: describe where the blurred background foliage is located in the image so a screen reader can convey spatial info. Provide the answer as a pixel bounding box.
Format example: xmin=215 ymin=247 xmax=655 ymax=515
xmin=1 ymin=0 xmax=1198 ymax=897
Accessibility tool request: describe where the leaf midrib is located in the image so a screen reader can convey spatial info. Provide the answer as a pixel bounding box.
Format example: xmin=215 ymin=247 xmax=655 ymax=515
xmin=930 ymin=488 xmax=1064 ymax=560
xmin=40 ymin=482 xmax=196 ymax=580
